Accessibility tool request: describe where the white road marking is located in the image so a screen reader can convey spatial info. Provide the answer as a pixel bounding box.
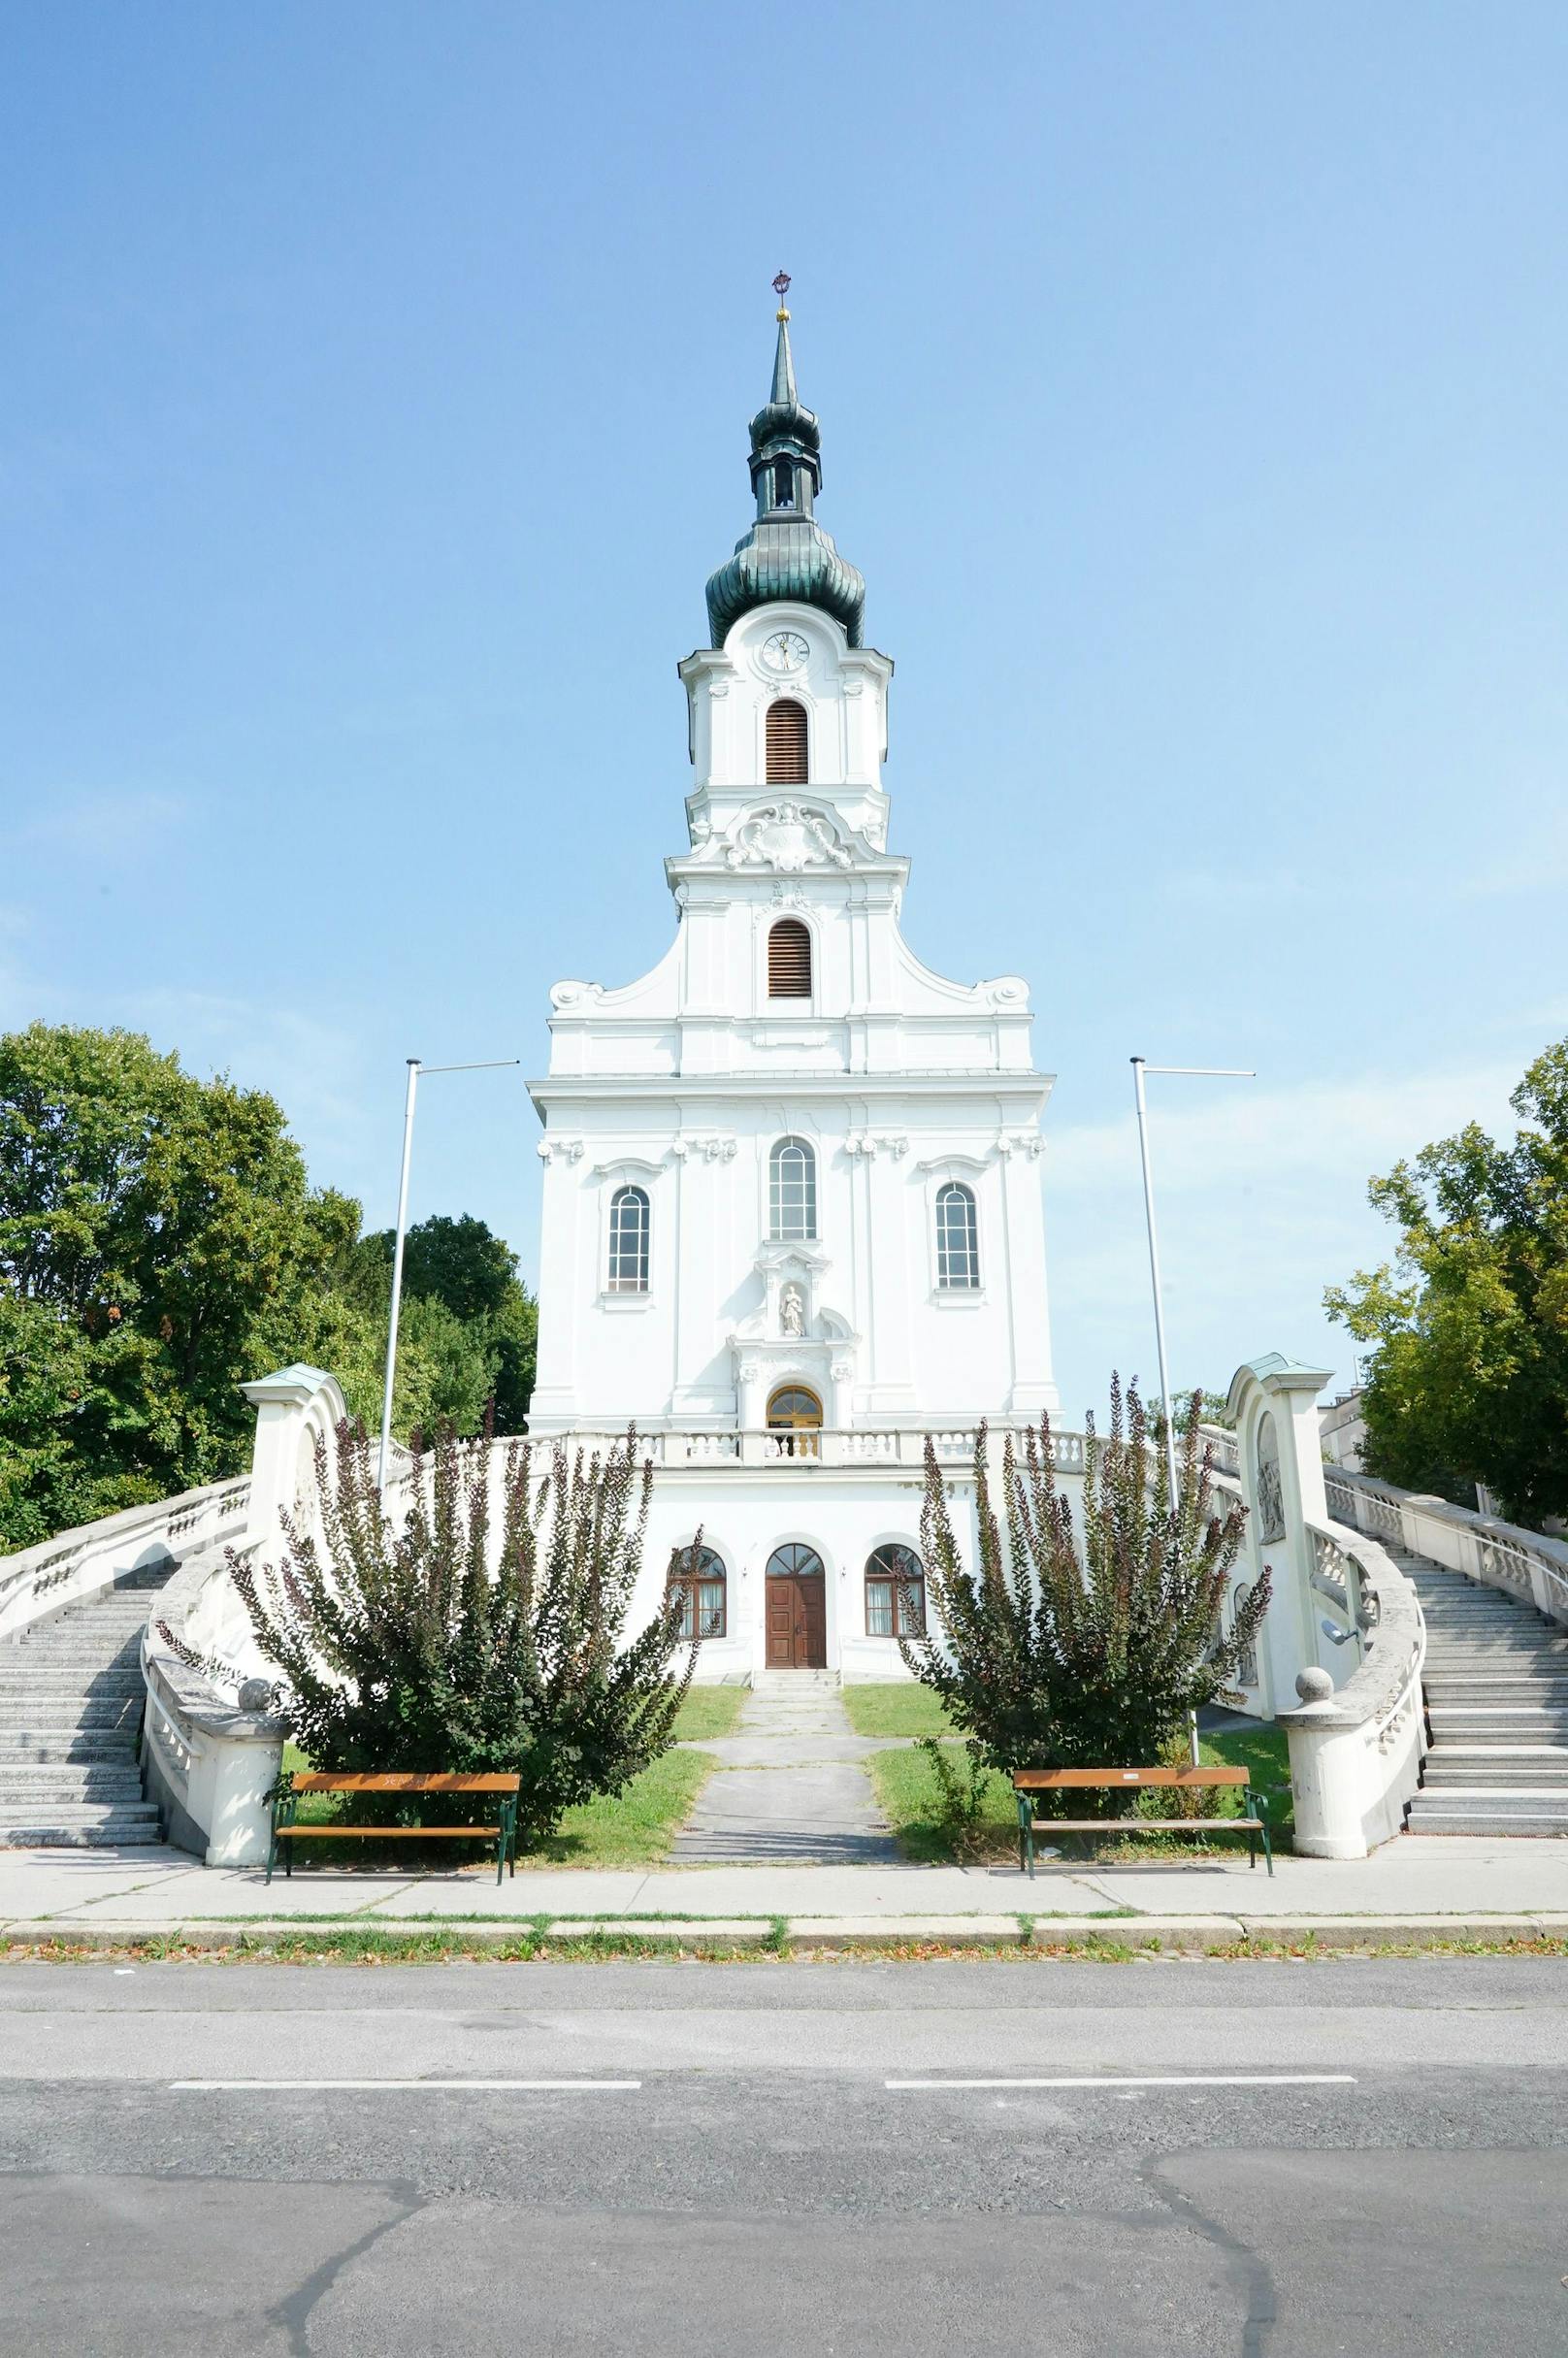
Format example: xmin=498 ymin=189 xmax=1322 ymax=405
xmin=885 ymin=2073 xmax=1357 ymax=2090
xmin=170 ymin=2079 xmax=642 ymax=2092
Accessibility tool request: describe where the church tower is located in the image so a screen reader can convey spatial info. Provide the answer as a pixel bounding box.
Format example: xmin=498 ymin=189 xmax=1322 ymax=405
xmin=528 ymin=293 xmax=1057 ymax=1676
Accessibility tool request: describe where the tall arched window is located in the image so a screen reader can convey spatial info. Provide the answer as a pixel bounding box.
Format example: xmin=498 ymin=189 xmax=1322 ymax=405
xmin=668 ymin=1544 xmax=726 ymax=1640
xmin=766 ymin=698 xmax=808 ymax=783
xmin=935 ymin=1182 xmax=979 ymax=1290
xmin=768 ymin=918 xmax=812 ymax=999
xmin=772 ymin=457 xmax=795 ymax=508
xmin=866 ymin=1544 xmax=926 ymax=1638
xmin=606 ymin=1185 xmax=649 ymax=1293
xmin=769 ymin=1136 xmax=817 ymax=1240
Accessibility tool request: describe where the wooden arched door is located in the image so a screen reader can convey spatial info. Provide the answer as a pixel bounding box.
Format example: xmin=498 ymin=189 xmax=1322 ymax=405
xmin=765 ymin=1542 xmax=828 ymax=1670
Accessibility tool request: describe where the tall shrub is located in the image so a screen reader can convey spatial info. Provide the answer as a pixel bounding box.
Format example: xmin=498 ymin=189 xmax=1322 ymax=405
xmin=902 ymin=1380 xmax=1267 ymax=1780
xmin=170 ymin=1419 xmax=697 ymax=1846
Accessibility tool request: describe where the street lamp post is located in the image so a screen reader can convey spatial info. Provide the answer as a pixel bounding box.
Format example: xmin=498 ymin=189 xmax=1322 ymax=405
xmin=1129 ymin=1056 xmax=1256 ymax=1763
xmin=376 ymin=1056 xmax=523 ymax=1499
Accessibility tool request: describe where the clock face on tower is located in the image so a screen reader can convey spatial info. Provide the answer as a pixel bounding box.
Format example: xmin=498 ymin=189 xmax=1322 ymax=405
xmin=760 ymin=629 xmax=810 ymax=676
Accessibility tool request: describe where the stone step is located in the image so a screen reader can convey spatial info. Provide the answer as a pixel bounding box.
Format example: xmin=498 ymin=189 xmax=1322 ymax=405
xmin=1426 ymin=1702 xmax=1568 ymax=1718
xmin=0 ymin=1815 xmax=164 ymax=1850
xmin=1418 ymin=1785 xmax=1568 ymax=1801
xmin=0 ymin=1766 xmax=145 ymax=1798
xmin=0 ymin=1700 xmax=142 ymax=1734
xmin=1423 ymin=1685 xmax=1568 ymax=1701
xmin=0 ymin=1669 xmax=145 ymax=1695
xmin=1423 ymin=1762 xmax=1568 ymax=1786
xmin=1422 ymin=1665 xmax=1568 ymax=1679
xmin=1421 ymin=1657 xmax=1565 ymax=1669
xmin=1419 ymin=1617 xmax=1552 ymax=1631
xmin=0 ymin=1738 xmax=140 ymax=1765
xmin=1425 ymin=1742 xmax=1568 ymax=1757
xmin=1407 ymin=1808 xmax=1568 ymax=1836
xmin=0 ymin=1801 xmax=160 ymax=1831
xmin=16 ymin=1639 xmax=151 ymax=1661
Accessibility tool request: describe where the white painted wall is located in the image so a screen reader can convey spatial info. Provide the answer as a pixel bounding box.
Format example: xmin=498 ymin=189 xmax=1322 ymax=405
xmin=529 ymin=598 xmax=1059 ymax=1459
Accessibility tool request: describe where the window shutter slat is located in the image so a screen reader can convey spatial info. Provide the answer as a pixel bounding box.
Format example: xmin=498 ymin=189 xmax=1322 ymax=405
xmin=766 ymin=698 xmax=808 ymax=783
xmin=768 ymin=919 xmax=812 ymax=999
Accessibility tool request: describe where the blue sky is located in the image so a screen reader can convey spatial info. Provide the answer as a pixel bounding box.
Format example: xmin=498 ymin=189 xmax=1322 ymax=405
xmin=5 ymin=3 xmax=1566 ymax=1420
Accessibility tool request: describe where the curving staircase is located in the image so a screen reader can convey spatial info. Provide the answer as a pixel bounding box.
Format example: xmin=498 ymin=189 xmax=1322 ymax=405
xmin=0 ymin=1568 xmax=174 ymax=1848
xmin=1397 ymin=1546 xmax=1568 ymax=1836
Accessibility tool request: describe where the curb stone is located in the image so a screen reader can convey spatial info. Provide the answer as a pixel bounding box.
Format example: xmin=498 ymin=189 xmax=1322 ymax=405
xmin=789 ymin=1915 xmax=1029 ymax=1946
xmin=544 ymin=1919 xmax=769 ymax=1941
xmin=4 ymin=1913 xmax=1567 ymax=1954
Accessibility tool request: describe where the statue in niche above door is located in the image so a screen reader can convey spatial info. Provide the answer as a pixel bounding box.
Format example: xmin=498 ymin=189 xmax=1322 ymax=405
xmin=779 ymin=1282 xmax=805 ymax=1338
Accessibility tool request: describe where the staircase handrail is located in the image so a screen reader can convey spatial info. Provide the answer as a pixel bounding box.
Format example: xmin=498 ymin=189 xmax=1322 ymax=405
xmin=1324 ymin=1464 xmax=1568 ymax=1630
xmin=0 ymin=1475 xmax=252 ymax=1644
xmin=1275 ymin=1525 xmax=1427 ymax=1858
xmin=1197 ymin=1421 xmax=1241 ymax=1477
xmin=140 ymin=1539 xmax=284 ymax=1867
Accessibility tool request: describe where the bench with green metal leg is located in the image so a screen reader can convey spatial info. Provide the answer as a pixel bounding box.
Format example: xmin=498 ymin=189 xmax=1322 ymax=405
xmin=1012 ymin=1764 xmax=1272 ymax=1876
xmin=267 ymin=1771 xmax=521 ymax=1884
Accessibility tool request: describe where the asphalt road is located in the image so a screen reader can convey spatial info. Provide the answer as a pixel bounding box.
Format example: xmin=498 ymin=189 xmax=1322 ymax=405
xmin=2 ymin=1955 xmax=1567 ymax=2355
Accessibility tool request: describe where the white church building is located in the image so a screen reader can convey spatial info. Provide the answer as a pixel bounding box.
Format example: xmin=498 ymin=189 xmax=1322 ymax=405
xmin=526 ymin=300 xmax=1059 ymax=1682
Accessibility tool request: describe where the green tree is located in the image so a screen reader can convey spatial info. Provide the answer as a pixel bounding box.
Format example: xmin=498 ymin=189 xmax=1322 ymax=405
xmin=349 ymin=1213 xmax=538 ymax=1437
xmin=902 ymin=1381 xmax=1265 ymax=1791
xmin=0 ymin=1024 xmax=539 ymax=1550
xmin=0 ymin=1024 xmax=357 ymax=1548
xmin=1325 ymin=1039 xmax=1568 ymax=1524
xmin=177 ymin=1420 xmax=698 ymax=1847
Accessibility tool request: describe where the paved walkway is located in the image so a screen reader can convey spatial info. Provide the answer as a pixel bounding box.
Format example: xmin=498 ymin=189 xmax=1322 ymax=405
xmin=5 ymin=1836 xmax=1568 ymax=1939
xmin=670 ymin=1680 xmax=902 ymax=1864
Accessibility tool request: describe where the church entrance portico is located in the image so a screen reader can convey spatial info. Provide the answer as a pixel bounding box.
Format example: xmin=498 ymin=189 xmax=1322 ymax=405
xmin=764 ymin=1542 xmax=828 ymax=1669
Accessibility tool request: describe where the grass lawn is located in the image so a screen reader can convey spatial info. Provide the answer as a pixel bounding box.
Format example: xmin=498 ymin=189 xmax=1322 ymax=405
xmin=275 ymin=1740 xmax=717 ymax=1870
xmin=839 ymin=1683 xmax=956 ymax=1739
xmin=869 ymin=1721 xmax=1294 ymax=1866
xmin=672 ymin=1685 xmax=747 ymax=1741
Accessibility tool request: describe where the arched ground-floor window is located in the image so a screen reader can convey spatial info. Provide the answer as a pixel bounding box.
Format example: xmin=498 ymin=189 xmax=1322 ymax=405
xmin=667 ymin=1544 xmax=727 ymax=1640
xmin=865 ymin=1543 xmax=927 ymax=1638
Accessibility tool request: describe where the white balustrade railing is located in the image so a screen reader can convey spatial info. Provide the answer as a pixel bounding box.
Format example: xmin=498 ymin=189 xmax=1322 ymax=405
xmin=141 ymin=1560 xmax=284 ymax=1868
xmin=1309 ymin=1522 xmax=1383 ymax=1652
xmin=527 ymin=1424 xmax=1090 ymax=1474
xmin=1278 ymin=1527 xmax=1427 ymax=1858
xmin=0 ymin=1476 xmax=252 ymax=1644
xmin=1198 ymin=1422 xmax=1241 ymax=1477
xmin=1325 ymin=1465 xmax=1568 ymax=1630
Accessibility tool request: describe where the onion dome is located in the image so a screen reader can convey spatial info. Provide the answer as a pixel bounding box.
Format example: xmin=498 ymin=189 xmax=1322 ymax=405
xmin=704 ymin=296 xmax=866 ymax=648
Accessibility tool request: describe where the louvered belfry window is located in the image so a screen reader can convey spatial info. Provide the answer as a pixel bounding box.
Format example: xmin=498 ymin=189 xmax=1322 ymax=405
xmin=768 ymin=918 xmax=812 ymax=999
xmin=766 ymin=697 xmax=808 ymax=783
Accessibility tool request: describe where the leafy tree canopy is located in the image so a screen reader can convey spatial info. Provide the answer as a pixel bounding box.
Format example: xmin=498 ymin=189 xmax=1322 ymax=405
xmin=1325 ymin=1038 xmax=1568 ymax=1525
xmin=0 ymin=1024 xmax=537 ymax=1549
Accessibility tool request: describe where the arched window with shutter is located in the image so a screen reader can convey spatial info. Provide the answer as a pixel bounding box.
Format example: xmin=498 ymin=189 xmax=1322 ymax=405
xmin=769 ymin=1136 xmax=817 ymax=1241
xmin=768 ymin=918 xmax=812 ymax=999
xmin=766 ymin=698 xmax=808 ymax=783
xmin=606 ymin=1185 xmax=649 ymax=1294
xmin=935 ymin=1182 xmax=980 ymax=1290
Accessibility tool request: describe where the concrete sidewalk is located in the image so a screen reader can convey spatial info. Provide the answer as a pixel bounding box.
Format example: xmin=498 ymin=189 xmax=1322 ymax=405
xmin=4 ymin=1836 xmax=1568 ymax=1944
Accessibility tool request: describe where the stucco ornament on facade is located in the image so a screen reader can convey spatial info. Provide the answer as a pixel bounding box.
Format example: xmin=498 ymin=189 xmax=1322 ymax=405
xmin=719 ymin=800 xmax=861 ymax=872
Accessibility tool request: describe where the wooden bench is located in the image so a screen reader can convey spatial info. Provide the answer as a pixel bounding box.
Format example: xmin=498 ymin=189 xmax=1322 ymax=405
xmin=267 ymin=1773 xmax=520 ymax=1884
xmin=1012 ymin=1766 xmax=1271 ymax=1878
